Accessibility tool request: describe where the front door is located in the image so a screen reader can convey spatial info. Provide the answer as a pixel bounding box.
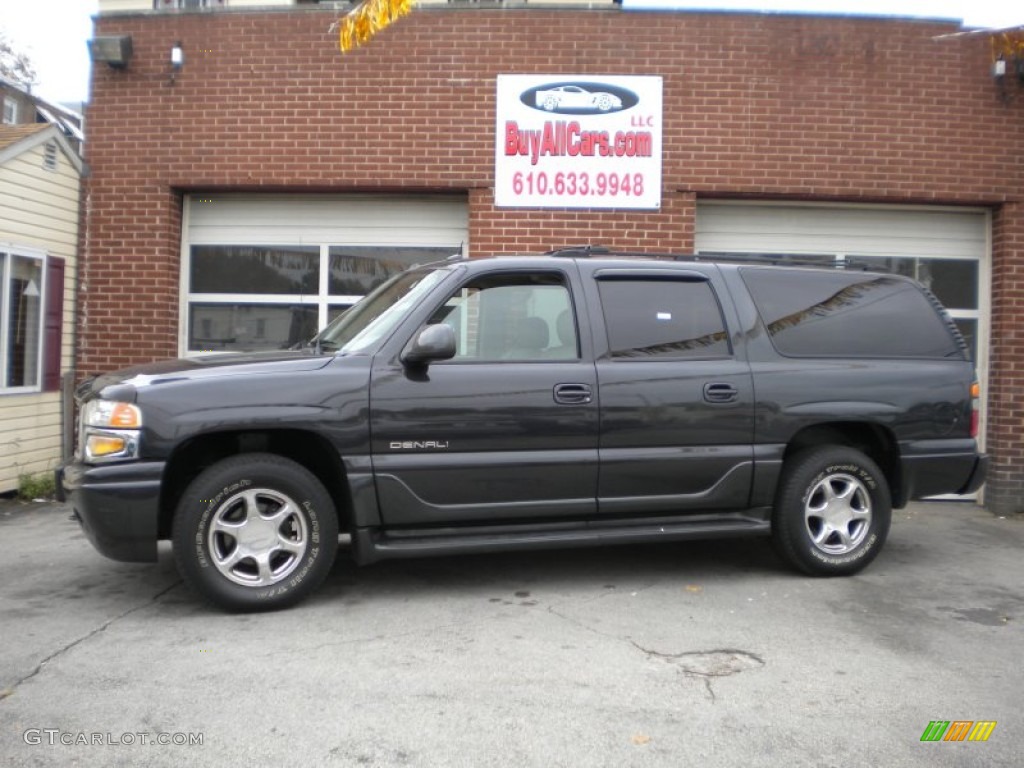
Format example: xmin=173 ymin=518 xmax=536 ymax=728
xmin=369 ymin=268 xmax=599 ymax=526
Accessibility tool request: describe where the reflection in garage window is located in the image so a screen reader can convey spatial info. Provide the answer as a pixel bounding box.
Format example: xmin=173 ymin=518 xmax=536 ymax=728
xmin=329 ymin=246 xmax=456 ymax=296
xmin=190 ymin=245 xmax=318 ymax=294
xmin=186 ymin=244 xmax=460 ymax=352
xmin=189 ymin=304 xmax=317 ymax=353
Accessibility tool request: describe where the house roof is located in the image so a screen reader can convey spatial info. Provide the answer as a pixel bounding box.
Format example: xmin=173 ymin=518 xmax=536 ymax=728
xmin=0 ymin=124 xmax=85 ymax=176
xmin=0 ymin=77 xmax=85 ymax=148
xmin=0 ymin=124 xmax=51 ymax=152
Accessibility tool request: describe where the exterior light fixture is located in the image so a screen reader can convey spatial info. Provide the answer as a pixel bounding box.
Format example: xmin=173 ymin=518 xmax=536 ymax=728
xmin=87 ymin=36 xmax=133 ymax=68
xmin=171 ymin=42 xmax=185 ymax=69
xmin=992 ymin=56 xmax=1006 ymax=78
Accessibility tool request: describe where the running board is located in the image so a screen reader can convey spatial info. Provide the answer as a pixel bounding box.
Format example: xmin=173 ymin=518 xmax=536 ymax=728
xmin=351 ymin=513 xmax=771 ymax=565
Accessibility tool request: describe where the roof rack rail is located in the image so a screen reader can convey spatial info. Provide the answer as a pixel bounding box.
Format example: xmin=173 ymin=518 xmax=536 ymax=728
xmin=545 ymin=245 xmax=612 ymax=258
xmin=545 ymin=245 xmax=683 ymax=260
xmin=683 ymin=253 xmax=879 ymax=270
xmin=543 ymin=246 xmax=885 ymax=272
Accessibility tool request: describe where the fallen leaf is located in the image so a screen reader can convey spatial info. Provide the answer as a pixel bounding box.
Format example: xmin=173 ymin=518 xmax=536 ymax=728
xmin=685 ymin=585 xmax=703 ymax=593
xmin=632 ymin=734 xmax=651 ymax=745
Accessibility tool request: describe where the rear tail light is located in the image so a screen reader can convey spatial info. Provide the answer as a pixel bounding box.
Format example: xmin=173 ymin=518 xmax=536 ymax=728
xmin=970 ymin=380 xmax=980 ymax=439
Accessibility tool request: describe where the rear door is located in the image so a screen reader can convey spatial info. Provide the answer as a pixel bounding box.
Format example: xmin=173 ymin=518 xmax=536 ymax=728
xmin=584 ymin=266 xmax=756 ymax=516
xmin=369 ymin=265 xmax=599 ymax=525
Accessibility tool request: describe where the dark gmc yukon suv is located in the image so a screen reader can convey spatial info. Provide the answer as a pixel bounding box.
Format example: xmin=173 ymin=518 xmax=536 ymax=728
xmin=59 ymin=251 xmax=988 ymax=611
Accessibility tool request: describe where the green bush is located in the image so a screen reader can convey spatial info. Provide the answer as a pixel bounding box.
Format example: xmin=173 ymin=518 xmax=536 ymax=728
xmin=17 ymin=471 xmax=56 ymax=501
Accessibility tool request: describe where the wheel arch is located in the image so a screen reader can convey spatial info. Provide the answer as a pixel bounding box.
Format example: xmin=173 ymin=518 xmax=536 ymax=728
xmin=783 ymin=421 xmax=904 ymax=506
xmin=158 ymin=429 xmax=354 ymax=539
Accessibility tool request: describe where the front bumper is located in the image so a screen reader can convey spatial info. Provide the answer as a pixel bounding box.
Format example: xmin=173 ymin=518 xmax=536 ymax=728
xmin=57 ymin=460 xmax=166 ymax=563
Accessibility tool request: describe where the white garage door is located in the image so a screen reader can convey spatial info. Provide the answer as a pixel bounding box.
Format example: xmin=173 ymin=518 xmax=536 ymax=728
xmin=181 ymin=194 xmax=468 ymax=355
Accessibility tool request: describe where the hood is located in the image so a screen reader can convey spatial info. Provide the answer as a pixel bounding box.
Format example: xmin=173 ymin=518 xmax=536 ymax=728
xmin=78 ymin=350 xmax=336 ymax=402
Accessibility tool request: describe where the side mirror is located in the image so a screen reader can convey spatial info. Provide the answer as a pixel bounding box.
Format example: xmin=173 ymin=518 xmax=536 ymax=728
xmin=401 ymin=324 xmax=456 ymax=366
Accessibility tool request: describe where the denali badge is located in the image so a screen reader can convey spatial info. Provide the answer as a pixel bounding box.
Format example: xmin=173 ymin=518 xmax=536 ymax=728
xmin=390 ymin=441 xmax=450 ymax=450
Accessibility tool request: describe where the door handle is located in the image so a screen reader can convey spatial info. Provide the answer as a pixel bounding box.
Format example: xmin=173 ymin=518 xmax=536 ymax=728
xmin=554 ymin=383 xmax=593 ymax=405
xmin=703 ymin=382 xmax=739 ymax=403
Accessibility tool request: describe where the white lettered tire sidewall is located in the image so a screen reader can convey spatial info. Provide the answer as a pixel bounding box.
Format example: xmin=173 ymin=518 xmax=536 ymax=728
xmin=772 ymin=447 xmax=892 ymax=576
xmin=172 ymin=454 xmax=338 ymax=611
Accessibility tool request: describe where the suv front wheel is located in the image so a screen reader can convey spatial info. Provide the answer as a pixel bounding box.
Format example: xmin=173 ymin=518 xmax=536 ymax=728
xmin=772 ymin=446 xmax=892 ymax=576
xmin=172 ymin=453 xmax=339 ymax=611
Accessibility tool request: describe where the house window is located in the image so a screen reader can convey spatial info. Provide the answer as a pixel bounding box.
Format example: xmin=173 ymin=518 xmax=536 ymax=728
xmin=2 ymin=97 xmax=17 ymax=125
xmin=185 ymin=244 xmax=458 ymax=352
xmin=0 ymin=250 xmax=45 ymax=391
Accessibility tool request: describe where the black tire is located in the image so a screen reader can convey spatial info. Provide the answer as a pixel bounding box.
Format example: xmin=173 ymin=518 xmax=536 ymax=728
xmin=772 ymin=447 xmax=891 ymax=576
xmin=172 ymin=453 xmax=338 ymax=611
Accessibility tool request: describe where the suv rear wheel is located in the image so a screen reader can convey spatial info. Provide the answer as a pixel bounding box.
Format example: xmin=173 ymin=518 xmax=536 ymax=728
xmin=172 ymin=453 xmax=338 ymax=611
xmin=772 ymin=446 xmax=891 ymax=576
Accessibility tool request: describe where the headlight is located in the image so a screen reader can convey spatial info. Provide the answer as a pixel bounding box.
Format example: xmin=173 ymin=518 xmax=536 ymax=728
xmin=79 ymin=400 xmax=142 ymax=463
xmin=83 ymin=400 xmax=142 ymax=429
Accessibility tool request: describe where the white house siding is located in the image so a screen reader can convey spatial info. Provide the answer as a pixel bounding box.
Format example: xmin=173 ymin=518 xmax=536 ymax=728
xmin=0 ymin=138 xmax=80 ymax=492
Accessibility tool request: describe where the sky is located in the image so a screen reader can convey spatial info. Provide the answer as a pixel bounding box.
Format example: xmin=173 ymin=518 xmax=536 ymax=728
xmin=1 ymin=0 xmax=1022 ymax=107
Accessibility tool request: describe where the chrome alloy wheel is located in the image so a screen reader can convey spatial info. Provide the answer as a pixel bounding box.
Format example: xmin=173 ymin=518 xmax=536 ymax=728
xmin=207 ymin=488 xmax=309 ymax=587
xmin=803 ymin=473 xmax=872 ymax=556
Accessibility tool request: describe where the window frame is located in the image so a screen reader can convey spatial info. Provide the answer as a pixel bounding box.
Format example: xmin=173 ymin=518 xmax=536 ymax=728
xmin=595 ymin=273 xmax=733 ymax=362
xmin=2 ymin=97 xmax=17 ymax=125
xmin=738 ymin=267 xmax=966 ymax=361
xmin=699 ymin=250 xmax=981 ymax=362
xmin=0 ymin=245 xmax=48 ymax=395
xmin=423 ymin=270 xmax=582 ymax=365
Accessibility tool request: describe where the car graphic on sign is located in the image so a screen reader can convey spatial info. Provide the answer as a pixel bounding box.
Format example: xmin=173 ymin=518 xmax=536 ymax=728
xmin=535 ymin=85 xmax=623 ymax=112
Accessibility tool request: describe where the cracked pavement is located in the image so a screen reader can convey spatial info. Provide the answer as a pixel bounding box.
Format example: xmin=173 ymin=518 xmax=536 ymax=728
xmin=1 ymin=499 xmax=1022 ymax=766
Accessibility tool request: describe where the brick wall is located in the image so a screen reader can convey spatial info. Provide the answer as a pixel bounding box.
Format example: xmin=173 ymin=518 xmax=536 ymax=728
xmin=84 ymin=7 xmax=1024 ymax=509
xmin=988 ymin=201 xmax=1024 ymax=513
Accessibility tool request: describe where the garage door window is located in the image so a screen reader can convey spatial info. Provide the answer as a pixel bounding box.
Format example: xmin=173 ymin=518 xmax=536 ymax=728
xmin=186 ymin=244 xmax=458 ymax=352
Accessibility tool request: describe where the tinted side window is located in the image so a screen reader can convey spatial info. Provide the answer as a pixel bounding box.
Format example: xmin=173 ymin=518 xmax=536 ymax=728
xmin=427 ymin=272 xmax=578 ymax=361
xmin=597 ymin=279 xmax=730 ymax=360
xmin=740 ymin=268 xmax=963 ymax=359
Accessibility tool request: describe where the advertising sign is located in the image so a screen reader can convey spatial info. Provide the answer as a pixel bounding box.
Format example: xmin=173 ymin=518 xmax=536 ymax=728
xmin=494 ymin=75 xmax=663 ymax=210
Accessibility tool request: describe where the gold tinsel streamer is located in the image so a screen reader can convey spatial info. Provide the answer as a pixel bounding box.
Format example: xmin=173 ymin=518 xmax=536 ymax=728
xmin=338 ymin=0 xmax=414 ymax=53
xmin=991 ymin=31 xmax=1024 ymax=63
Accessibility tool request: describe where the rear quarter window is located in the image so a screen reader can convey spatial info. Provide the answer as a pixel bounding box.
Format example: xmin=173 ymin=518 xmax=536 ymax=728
xmin=739 ymin=268 xmax=965 ymax=359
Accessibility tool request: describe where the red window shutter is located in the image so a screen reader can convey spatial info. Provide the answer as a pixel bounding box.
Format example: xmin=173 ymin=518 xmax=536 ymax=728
xmin=42 ymin=257 xmax=65 ymax=392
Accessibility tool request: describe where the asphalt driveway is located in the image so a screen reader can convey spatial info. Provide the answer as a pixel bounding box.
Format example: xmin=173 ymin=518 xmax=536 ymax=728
xmin=1 ymin=499 xmax=1021 ymax=767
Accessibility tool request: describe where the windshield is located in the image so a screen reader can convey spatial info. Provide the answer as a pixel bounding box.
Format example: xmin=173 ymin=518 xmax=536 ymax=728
xmin=313 ymin=267 xmax=452 ymax=355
